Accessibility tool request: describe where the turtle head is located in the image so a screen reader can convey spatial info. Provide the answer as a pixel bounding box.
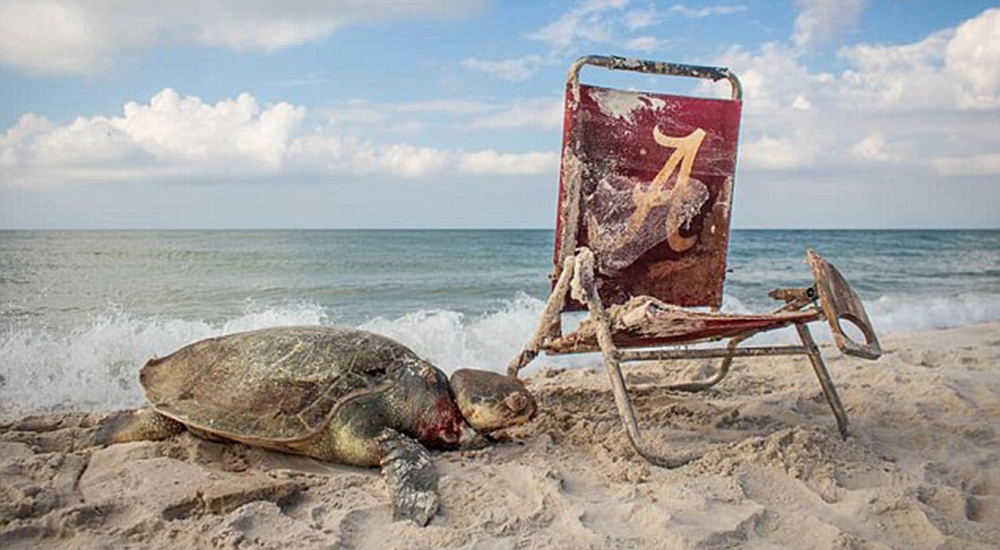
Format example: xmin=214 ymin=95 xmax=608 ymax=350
xmin=450 ymin=369 xmax=537 ymax=433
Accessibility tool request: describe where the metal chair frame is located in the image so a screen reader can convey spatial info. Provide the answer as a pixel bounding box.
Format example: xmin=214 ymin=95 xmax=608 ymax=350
xmin=507 ymin=56 xmax=881 ymax=468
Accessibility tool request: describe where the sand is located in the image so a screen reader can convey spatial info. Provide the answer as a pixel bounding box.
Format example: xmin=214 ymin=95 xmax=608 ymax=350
xmin=2 ymin=323 xmax=999 ymax=549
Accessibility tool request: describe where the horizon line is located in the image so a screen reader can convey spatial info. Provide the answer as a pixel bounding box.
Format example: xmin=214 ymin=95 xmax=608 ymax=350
xmin=2 ymin=227 xmax=998 ymax=232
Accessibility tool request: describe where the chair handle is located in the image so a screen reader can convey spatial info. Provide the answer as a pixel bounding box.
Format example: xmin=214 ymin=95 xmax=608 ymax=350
xmin=568 ymin=55 xmax=742 ymax=100
xmin=807 ymin=250 xmax=882 ymax=360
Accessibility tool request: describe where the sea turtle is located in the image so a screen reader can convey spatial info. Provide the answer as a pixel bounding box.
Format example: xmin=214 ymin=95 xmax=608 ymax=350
xmin=92 ymin=326 xmax=537 ymax=526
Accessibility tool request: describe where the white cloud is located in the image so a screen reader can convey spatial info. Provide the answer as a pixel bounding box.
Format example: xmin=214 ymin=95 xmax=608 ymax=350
xmin=792 ymin=0 xmax=865 ymax=49
xmin=715 ymin=43 xmax=827 ymax=114
xmin=321 ymin=97 xmax=562 ymax=132
xmin=118 ymin=89 xmax=305 ymax=168
xmin=714 ymin=8 xmax=1000 ymax=176
xmin=3 ymin=89 xmax=305 ymax=181
xmin=1 ymin=89 xmax=557 ymax=185
xmin=741 ymin=135 xmax=818 ymax=170
xmin=460 ymin=55 xmax=546 ymax=82
xmin=0 ymin=0 xmax=483 ymax=75
xmin=839 ymin=9 xmax=1000 ymax=110
xmin=321 ymin=99 xmax=499 ymax=131
xmin=838 ymin=30 xmax=956 ymax=110
xmin=469 ymin=99 xmax=563 ymax=130
xmin=852 ymin=133 xmax=903 ymax=163
xmin=0 ymin=114 xmax=52 ymax=167
xmin=457 ymin=150 xmax=559 ymax=175
xmin=528 ymin=0 xmax=629 ymax=50
xmin=624 ymin=5 xmax=660 ymax=29
xmin=470 ymin=0 xmax=743 ymax=82
xmin=290 ymin=132 xmax=556 ymax=179
xmin=667 ymin=4 xmax=746 ymax=19
xmin=932 ymin=153 xmax=1000 ymax=177
xmin=623 ymin=36 xmax=664 ymax=52
xmin=624 ymin=3 xmax=744 ymax=30
xmin=464 ymin=0 xmax=634 ymax=82
xmin=723 ymin=10 xmax=1000 ymax=116
xmin=362 ymin=144 xmax=451 ymax=179
xmin=390 ymin=100 xmax=497 ymax=116
xmin=946 ymin=9 xmax=1000 ymax=107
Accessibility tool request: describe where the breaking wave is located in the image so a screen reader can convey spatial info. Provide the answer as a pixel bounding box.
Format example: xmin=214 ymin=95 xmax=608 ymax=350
xmin=2 ymin=292 xmax=998 ymax=417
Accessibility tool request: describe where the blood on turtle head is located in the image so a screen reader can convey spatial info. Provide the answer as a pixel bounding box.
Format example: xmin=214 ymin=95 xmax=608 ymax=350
xmin=449 ymin=369 xmax=537 ymax=433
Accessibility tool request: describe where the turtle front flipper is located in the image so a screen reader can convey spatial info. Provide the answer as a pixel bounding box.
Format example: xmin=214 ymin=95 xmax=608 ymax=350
xmin=91 ymin=409 xmax=186 ymax=447
xmin=376 ymin=428 xmax=439 ymax=526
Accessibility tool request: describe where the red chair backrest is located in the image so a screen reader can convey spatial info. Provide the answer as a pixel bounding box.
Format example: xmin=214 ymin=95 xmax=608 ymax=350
xmin=554 ymin=57 xmax=743 ymax=310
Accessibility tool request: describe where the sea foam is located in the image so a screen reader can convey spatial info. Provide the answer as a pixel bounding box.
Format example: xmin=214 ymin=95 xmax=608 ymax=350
xmin=2 ymin=292 xmax=998 ymax=417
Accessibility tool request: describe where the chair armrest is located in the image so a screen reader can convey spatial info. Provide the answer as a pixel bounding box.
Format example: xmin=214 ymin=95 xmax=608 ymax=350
xmin=807 ymin=250 xmax=882 ymax=360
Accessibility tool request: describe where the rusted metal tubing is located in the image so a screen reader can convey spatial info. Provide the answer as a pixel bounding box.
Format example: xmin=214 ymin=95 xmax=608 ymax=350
xmin=620 ymin=346 xmax=810 ymax=361
xmin=575 ymin=249 xmax=699 ymax=468
xmin=552 ymin=345 xmax=811 ymax=360
xmin=506 ymin=255 xmax=576 ymax=378
xmin=769 ymin=287 xmax=816 ymax=304
xmin=569 ymin=55 xmax=743 ymax=100
xmin=795 ymin=323 xmax=850 ymax=439
xmin=665 ymin=335 xmax=745 ymax=392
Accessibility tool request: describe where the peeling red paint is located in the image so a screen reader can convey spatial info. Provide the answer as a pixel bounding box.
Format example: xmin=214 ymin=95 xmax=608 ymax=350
xmin=554 ymin=80 xmax=742 ymax=309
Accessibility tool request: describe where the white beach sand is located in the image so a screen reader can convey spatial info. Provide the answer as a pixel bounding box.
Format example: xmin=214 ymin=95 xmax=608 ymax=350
xmin=2 ymin=323 xmax=999 ymax=549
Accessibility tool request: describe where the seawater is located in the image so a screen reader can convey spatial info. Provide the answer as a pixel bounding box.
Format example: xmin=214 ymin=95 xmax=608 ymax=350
xmin=2 ymin=230 xmax=998 ymax=416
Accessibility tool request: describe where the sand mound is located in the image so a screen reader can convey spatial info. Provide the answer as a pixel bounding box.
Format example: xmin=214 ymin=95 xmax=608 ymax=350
xmin=2 ymin=323 xmax=999 ymax=549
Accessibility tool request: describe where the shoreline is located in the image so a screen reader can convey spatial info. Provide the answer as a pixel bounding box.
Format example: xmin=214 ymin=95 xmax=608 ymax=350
xmin=2 ymin=322 xmax=999 ymax=548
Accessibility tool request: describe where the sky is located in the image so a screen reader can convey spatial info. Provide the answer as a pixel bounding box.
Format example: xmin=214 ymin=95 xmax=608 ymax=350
xmin=0 ymin=0 xmax=998 ymax=229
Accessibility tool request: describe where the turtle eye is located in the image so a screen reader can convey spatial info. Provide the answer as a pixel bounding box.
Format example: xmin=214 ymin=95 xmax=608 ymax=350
xmin=504 ymin=393 xmax=528 ymax=413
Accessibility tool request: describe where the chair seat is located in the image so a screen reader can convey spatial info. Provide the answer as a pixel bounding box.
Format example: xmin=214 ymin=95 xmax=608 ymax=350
xmin=544 ymin=296 xmax=822 ymax=353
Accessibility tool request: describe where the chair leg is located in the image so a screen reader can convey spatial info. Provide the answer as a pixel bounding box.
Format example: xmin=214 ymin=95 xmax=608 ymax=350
xmin=506 ymin=256 xmax=576 ymax=378
xmin=573 ymin=249 xmax=697 ymax=468
xmin=666 ymin=336 xmax=745 ymax=392
xmin=794 ymin=323 xmax=849 ymax=439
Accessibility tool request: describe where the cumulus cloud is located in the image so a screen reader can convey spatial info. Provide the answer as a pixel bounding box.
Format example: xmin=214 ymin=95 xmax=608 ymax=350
xmin=839 ymin=8 xmax=1000 ymax=110
xmin=0 ymin=114 xmax=52 ymax=168
xmin=289 ymin=133 xmax=556 ymax=179
xmin=716 ymin=43 xmax=829 ymax=114
xmin=0 ymin=0 xmax=483 ymax=75
xmin=946 ymin=9 xmax=1000 ymax=107
xmin=709 ymin=8 xmax=1000 ymax=178
xmin=0 ymin=89 xmax=557 ymax=185
xmin=1 ymin=89 xmax=305 ymax=184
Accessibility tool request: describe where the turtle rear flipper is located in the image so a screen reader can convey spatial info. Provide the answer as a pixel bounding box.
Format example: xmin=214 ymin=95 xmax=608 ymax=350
xmin=377 ymin=428 xmax=439 ymax=526
xmin=91 ymin=409 xmax=185 ymax=447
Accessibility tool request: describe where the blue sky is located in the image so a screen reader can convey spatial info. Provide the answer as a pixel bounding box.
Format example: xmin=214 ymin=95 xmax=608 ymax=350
xmin=1 ymin=0 xmax=998 ymax=229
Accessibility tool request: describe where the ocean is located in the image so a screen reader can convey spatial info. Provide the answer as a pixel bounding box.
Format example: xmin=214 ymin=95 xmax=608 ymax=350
xmin=2 ymin=229 xmax=998 ymax=417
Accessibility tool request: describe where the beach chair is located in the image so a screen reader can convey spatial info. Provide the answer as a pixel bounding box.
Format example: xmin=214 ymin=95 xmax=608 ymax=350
xmin=508 ymin=56 xmax=882 ymax=468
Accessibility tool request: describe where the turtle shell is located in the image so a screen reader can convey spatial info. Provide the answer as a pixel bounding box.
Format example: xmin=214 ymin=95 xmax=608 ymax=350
xmin=140 ymin=326 xmax=425 ymax=442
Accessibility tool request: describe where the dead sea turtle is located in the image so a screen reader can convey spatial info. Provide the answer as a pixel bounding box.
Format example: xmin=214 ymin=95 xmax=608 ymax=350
xmin=92 ymin=326 xmax=537 ymax=526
